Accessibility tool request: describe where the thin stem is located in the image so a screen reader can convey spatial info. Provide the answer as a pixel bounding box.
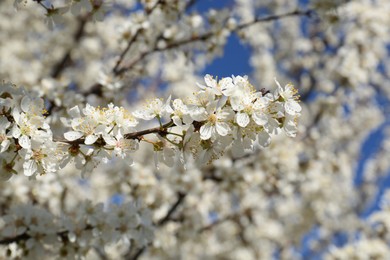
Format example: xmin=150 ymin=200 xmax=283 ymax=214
xmin=160 ymin=135 xmax=179 ymax=147
xmin=114 ymin=9 xmax=313 ymax=76
xmin=32 ymin=0 xmax=49 ymax=11
xmin=112 ymin=0 xmax=165 ymax=75
xmin=51 ymin=15 xmax=89 ymax=78
xmin=125 ymin=192 xmax=187 ymax=259
xmin=234 ymin=9 xmax=313 ymax=31
xmin=165 ymin=132 xmax=183 ymax=138
xmin=54 ymin=120 xmax=174 ymax=145
xmin=156 ymin=115 xmax=163 ymax=128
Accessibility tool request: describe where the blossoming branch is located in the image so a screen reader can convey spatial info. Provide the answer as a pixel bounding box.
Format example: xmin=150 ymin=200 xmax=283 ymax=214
xmin=0 ymin=75 xmax=301 ymax=179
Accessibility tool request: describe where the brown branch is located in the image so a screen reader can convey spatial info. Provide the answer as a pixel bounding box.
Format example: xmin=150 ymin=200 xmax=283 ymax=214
xmin=0 ymin=227 xmax=74 ymax=245
xmin=124 ymin=120 xmax=174 ymax=139
xmin=0 ymin=233 xmax=31 ymax=245
xmin=54 ymin=120 xmax=174 ymax=145
xmin=125 ymin=192 xmax=187 ymax=260
xmin=112 ymin=0 xmax=166 ymax=75
xmin=146 ymin=0 xmax=165 ymax=15
xmin=235 ymin=9 xmax=313 ymax=31
xmin=32 ymin=0 xmax=50 ymax=11
xmin=114 ymin=33 xmax=212 ymax=76
xmin=112 ymin=29 xmax=142 ymax=75
xmin=114 ymin=9 xmax=313 ymax=76
xmin=127 ymin=247 xmax=145 ymax=260
xmin=51 ymin=15 xmax=89 ymax=78
xmin=157 ymin=192 xmax=186 ymax=226
xmin=184 ymin=0 xmax=197 ymax=11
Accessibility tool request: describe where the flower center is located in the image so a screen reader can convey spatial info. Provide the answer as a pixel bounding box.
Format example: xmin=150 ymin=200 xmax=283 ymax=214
xmin=32 ymin=149 xmax=45 ymax=161
xmin=208 ymin=114 xmax=217 ymax=124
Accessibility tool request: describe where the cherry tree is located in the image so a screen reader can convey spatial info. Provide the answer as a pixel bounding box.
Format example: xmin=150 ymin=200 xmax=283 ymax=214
xmin=1 ymin=0 xmax=390 ymax=259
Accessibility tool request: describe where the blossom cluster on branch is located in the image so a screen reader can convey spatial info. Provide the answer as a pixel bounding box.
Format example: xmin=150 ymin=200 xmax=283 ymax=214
xmin=0 ymin=75 xmax=301 ymax=179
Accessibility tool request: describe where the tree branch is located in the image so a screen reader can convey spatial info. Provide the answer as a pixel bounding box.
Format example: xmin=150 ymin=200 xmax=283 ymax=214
xmin=54 ymin=120 xmax=174 ymax=145
xmin=112 ymin=0 xmax=166 ymax=75
xmin=0 ymin=228 xmax=74 ymax=245
xmin=51 ymin=15 xmax=89 ymax=78
xmin=235 ymin=9 xmax=313 ymax=31
xmin=114 ymin=9 xmax=313 ymax=76
xmin=125 ymin=192 xmax=187 ymax=260
xmin=157 ymin=192 xmax=186 ymax=226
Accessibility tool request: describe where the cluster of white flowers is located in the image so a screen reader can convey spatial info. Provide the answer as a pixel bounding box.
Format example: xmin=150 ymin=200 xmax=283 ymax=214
xmin=14 ymin=0 xmax=112 ymax=28
xmin=0 ymin=76 xmax=301 ymax=179
xmin=0 ymin=83 xmax=57 ymax=179
xmin=0 ymin=200 xmax=153 ymax=258
xmin=66 ymin=75 xmax=301 ymax=168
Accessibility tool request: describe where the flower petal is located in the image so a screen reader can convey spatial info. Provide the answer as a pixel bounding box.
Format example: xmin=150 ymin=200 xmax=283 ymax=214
xmin=216 ymin=122 xmax=230 ymax=136
xmin=236 ymin=112 xmax=250 ymax=127
xmin=258 ymin=131 xmax=271 ymax=147
xmin=204 ymin=74 xmax=217 ymax=88
xmin=85 ymin=134 xmax=99 ymax=145
xmin=285 ymin=101 xmax=301 ymax=115
xmin=64 ymin=131 xmax=83 ymax=141
xmin=19 ymin=135 xmax=31 ymax=149
xmin=200 ymin=123 xmax=213 ymax=140
xmin=23 ymin=160 xmax=37 ymax=176
xmin=68 ymin=106 xmax=81 ymax=118
xmin=252 ymin=113 xmax=268 ymax=126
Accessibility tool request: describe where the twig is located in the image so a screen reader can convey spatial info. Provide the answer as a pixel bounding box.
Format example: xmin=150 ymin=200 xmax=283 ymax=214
xmin=125 ymin=192 xmax=187 ymax=260
xmin=112 ymin=0 xmax=165 ymax=75
xmin=54 ymin=120 xmax=174 ymax=145
xmin=157 ymin=192 xmax=186 ymax=226
xmin=234 ymin=9 xmax=313 ymax=31
xmin=114 ymin=9 xmax=313 ymax=76
xmin=51 ymin=15 xmax=89 ymax=78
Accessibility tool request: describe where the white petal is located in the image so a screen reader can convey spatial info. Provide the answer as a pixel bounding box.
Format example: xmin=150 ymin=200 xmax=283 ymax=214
xmin=219 ymin=77 xmax=234 ymax=96
xmin=68 ymin=106 xmax=81 ymax=118
xmin=274 ymin=78 xmax=282 ymax=90
xmin=196 ymin=82 xmax=207 ymax=90
xmin=183 ymin=115 xmax=193 ymax=125
xmin=21 ymin=96 xmax=31 ymax=112
xmin=23 ymin=160 xmax=37 ymax=176
xmin=85 ymin=135 xmax=99 ymax=145
xmin=133 ymin=110 xmax=154 ymax=120
xmin=231 ymin=139 xmax=245 ymax=158
xmin=19 ymin=135 xmax=31 ymax=149
xmin=0 ymin=117 xmax=10 ymax=129
xmin=200 ymin=123 xmax=213 ymax=140
xmin=252 ymin=113 xmax=268 ymax=126
xmin=215 ymin=122 xmax=230 ymax=136
xmin=11 ymin=125 xmax=21 ymax=138
xmin=236 ymin=113 xmax=250 ymax=127
xmin=258 ymin=131 xmax=271 ymax=147
xmin=1 ymin=140 xmax=10 ymax=153
xmin=173 ymin=99 xmax=185 ymax=110
xmin=64 ymin=131 xmax=83 ymax=141
xmin=164 ymin=95 xmax=173 ymax=114
xmin=172 ymin=116 xmax=183 ymax=127
xmin=284 ymin=119 xmax=298 ymax=137
xmin=285 ymin=101 xmax=301 ymax=115
xmin=204 ymin=74 xmax=217 ymax=88
xmin=103 ymin=134 xmax=116 ymax=145
xmin=190 ymin=107 xmax=207 ymax=121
